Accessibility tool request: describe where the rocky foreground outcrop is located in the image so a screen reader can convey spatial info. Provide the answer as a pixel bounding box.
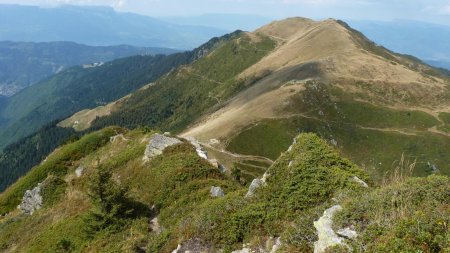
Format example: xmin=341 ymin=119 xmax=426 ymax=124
xmin=143 ymin=134 xmax=182 ymax=162
xmin=18 ymin=183 xmax=43 ymax=215
xmin=313 ymin=205 xmax=358 ymax=253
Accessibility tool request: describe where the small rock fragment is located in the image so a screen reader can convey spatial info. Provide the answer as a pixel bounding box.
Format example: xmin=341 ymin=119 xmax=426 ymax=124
xmin=245 ymin=178 xmax=264 ymax=198
xmin=210 ymin=186 xmax=225 ymax=197
xmin=351 ymin=176 xmax=368 ymax=188
xmin=75 ymin=166 xmax=84 ymax=177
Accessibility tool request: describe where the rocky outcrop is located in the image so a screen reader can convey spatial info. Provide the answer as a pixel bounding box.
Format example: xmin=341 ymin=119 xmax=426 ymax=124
xmin=313 ymin=205 xmax=345 ymax=253
xmin=313 ymin=205 xmax=357 ymax=253
xmin=18 ymin=183 xmax=43 ymax=215
xmin=143 ymin=134 xmax=182 ymax=162
xmin=210 ymin=186 xmax=224 ymax=197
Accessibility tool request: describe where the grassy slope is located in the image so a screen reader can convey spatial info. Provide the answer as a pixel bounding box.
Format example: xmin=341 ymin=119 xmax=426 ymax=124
xmin=91 ymin=32 xmax=276 ymax=133
xmin=0 ymin=127 xmax=121 ymax=214
xmin=0 ymin=130 xmax=447 ymax=252
xmin=228 ymin=82 xmax=450 ymax=180
xmin=333 ymin=175 xmax=450 ymax=252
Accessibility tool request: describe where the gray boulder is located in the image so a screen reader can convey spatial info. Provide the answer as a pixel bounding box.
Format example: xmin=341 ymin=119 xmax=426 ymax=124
xmin=210 ymin=186 xmax=225 ymax=197
xmin=245 ymin=178 xmax=264 ymax=198
xmin=143 ymin=134 xmax=182 ymax=162
xmin=18 ymin=183 xmax=43 ymax=215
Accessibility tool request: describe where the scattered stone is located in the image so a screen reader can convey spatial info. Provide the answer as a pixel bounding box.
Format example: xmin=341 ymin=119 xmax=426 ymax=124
xmin=210 ymin=186 xmax=225 ymax=197
xmin=313 ymin=205 xmax=346 ymax=253
xmin=245 ymin=178 xmax=264 ymax=198
xmin=18 ymin=183 xmax=43 ymax=215
xmin=218 ymin=164 xmax=228 ymax=173
xmin=351 ymin=176 xmax=368 ymax=188
xmin=288 ymin=160 xmax=293 ymax=167
xmin=330 ymin=139 xmax=338 ymax=146
xmin=75 ymin=166 xmax=84 ymax=177
xmin=428 ymin=162 xmax=439 ymax=173
xmin=143 ymin=134 xmax=182 ymax=162
xmin=150 ymin=217 xmax=162 ymax=234
xmin=164 ymin=132 xmax=171 ymax=136
xmin=336 ymin=227 xmax=358 ymax=240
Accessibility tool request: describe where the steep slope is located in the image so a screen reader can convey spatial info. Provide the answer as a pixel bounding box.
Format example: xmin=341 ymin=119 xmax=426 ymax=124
xmin=0 ymin=4 xmax=226 ymax=49
xmin=0 ymin=41 xmax=178 ymax=96
xmin=90 ymin=31 xmax=277 ymax=132
xmin=0 ymin=129 xmax=447 ymax=252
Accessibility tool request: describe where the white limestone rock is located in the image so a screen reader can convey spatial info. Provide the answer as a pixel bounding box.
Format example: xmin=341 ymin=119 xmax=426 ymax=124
xmin=143 ymin=134 xmax=182 ymax=162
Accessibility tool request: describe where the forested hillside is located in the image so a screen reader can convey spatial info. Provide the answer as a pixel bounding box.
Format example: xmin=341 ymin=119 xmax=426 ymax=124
xmin=0 ymin=31 xmax=248 ymax=191
xmin=0 ymin=41 xmax=178 ymax=96
xmin=0 ymin=122 xmax=77 ymax=191
xmin=0 ymin=48 xmax=197 ymax=150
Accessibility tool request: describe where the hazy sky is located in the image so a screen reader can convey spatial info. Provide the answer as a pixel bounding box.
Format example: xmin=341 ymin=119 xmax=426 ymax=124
xmin=1 ymin=0 xmax=449 ymax=25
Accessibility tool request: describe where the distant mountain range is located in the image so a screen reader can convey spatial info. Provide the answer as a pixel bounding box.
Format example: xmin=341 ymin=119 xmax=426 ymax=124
xmin=162 ymin=13 xmax=272 ymax=31
xmin=0 ymin=41 xmax=179 ymax=96
xmin=0 ymin=5 xmax=227 ymax=49
xmin=347 ymin=19 xmax=450 ymax=70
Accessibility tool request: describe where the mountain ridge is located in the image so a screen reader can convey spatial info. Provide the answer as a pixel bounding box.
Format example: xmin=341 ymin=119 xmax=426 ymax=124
xmin=0 ymin=4 xmax=227 ymax=49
